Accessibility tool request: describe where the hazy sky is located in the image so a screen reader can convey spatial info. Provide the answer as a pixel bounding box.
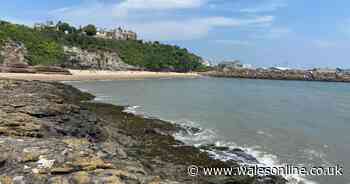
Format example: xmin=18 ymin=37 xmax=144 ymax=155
xmin=1 ymin=0 xmax=350 ymax=68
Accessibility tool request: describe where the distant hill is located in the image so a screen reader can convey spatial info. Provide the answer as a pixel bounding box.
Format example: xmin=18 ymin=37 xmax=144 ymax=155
xmin=0 ymin=20 xmax=207 ymax=72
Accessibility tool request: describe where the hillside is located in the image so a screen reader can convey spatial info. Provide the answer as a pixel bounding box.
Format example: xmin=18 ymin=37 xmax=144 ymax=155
xmin=0 ymin=20 xmax=206 ymax=72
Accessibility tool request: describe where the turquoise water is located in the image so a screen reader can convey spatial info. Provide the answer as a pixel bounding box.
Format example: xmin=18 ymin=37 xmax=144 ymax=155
xmin=68 ymin=77 xmax=350 ymax=184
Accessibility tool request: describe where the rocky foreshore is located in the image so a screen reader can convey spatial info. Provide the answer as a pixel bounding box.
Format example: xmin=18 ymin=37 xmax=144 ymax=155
xmin=204 ymin=68 xmax=350 ymax=82
xmin=0 ymin=79 xmax=286 ymax=184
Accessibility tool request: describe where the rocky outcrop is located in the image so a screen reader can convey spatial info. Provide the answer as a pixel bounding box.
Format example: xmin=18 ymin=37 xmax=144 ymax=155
xmin=0 ymin=79 xmax=287 ymax=184
xmin=63 ymin=46 xmax=138 ymax=71
xmin=0 ymin=40 xmax=71 ymax=75
xmin=33 ymin=65 xmax=71 ymax=75
xmin=0 ymin=40 xmax=34 ymax=73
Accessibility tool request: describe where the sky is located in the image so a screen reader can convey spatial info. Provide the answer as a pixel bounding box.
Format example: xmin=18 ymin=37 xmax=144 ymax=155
xmin=1 ymin=0 xmax=350 ymax=68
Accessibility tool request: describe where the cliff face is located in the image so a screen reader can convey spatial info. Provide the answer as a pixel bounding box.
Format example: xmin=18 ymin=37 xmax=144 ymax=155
xmin=62 ymin=46 xmax=139 ymax=71
xmin=0 ymin=40 xmax=139 ymax=73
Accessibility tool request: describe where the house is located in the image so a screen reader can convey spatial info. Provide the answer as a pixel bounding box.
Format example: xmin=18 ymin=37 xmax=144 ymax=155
xmin=34 ymin=21 xmax=58 ymax=31
xmin=95 ymin=27 xmax=137 ymax=41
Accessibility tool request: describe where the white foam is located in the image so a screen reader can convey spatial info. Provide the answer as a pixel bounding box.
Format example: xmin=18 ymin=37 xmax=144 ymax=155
xmin=256 ymin=130 xmax=273 ymax=137
xmin=94 ymin=95 xmax=112 ymax=101
xmin=88 ymin=95 xmax=318 ymax=184
xmin=123 ymin=105 xmax=145 ymax=116
xmin=174 ymin=124 xmax=318 ymax=184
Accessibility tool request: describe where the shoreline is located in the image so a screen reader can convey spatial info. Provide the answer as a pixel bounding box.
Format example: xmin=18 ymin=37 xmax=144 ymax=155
xmin=0 ymin=79 xmax=287 ymax=184
xmin=0 ymin=70 xmax=200 ymax=81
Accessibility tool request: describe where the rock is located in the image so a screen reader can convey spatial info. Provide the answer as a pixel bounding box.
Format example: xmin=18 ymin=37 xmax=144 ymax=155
xmin=0 ymin=111 xmax=43 ymax=138
xmin=0 ymin=176 xmax=13 ymax=184
xmin=0 ymin=154 xmax=8 ymax=168
xmin=101 ymin=176 xmax=123 ymax=184
xmin=62 ymin=138 xmax=90 ymax=149
xmin=62 ymin=46 xmax=138 ymax=71
xmin=148 ymin=176 xmax=161 ymax=184
xmin=71 ymin=172 xmax=91 ymax=184
xmin=49 ymin=176 xmax=69 ymax=184
xmin=0 ymin=67 xmax=36 ymax=73
xmin=37 ymin=156 xmax=55 ymax=169
xmin=73 ymin=157 xmax=114 ymax=171
xmin=20 ymin=152 xmax=40 ymax=163
xmin=33 ymin=65 xmax=71 ymax=75
xmin=50 ymin=165 xmax=75 ymax=174
xmin=205 ymin=67 xmax=350 ymax=83
xmin=12 ymin=176 xmax=25 ymax=184
xmin=0 ymin=40 xmax=28 ymax=68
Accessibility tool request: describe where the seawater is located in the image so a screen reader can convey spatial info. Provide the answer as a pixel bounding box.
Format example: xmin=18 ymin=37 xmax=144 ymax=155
xmin=67 ymin=77 xmax=350 ymax=184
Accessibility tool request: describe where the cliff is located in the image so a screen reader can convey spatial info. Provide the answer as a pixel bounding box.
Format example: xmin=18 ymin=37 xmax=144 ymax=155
xmin=62 ymin=46 xmax=139 ymax=71
xmin=0 ymin=79 xmax=287 ymax=184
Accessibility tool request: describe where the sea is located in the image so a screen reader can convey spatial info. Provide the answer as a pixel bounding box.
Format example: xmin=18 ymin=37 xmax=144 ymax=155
xmin=66 ymin=77 xmax=350 ymax=184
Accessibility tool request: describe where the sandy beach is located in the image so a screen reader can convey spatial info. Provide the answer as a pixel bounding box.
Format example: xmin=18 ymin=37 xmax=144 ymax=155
xmin=0 ymin=70 xmax=200 ymax=81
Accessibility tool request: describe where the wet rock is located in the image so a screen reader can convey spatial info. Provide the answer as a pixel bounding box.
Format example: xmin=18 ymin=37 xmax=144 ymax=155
xmin=33 ymin=65 xmax=71 ymax=75
xmin=0 ymin=79 xmax=286 ymax=184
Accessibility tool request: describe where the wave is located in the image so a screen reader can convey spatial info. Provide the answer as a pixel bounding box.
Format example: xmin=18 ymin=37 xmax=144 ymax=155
xmin=123 ymin=105 xmax=319 ymax=184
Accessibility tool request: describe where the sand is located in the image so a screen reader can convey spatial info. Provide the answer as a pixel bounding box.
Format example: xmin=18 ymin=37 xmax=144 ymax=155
xmin=0 ymin=70 xmax=200 ymax=81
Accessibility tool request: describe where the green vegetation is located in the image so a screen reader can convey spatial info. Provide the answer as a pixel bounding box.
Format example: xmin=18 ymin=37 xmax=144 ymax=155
xmin=0 ymin=20 xmax=64 ymax=65
xmin=0 ymin=20 xmax=205 ymax=72
xmin=82 ymin=24 xmax=97 ymax=36
xmin=56 ymin=21 xmax=77 ymax=34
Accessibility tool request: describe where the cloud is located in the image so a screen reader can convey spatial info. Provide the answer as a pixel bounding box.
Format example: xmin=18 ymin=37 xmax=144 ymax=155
xmin=116 ymin=0 xmax=205 ymax=10
xmin=240 ymin=0 xmax=287 ymax=13
xmin=49 ymin=0 xmax=276 ymax=41
xmin=128 ymin=16 xmax=275 ymax=41
xmin=51 ymin=0 xmax=206 ymax=20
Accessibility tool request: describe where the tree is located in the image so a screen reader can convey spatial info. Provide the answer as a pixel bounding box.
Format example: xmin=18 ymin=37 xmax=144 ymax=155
xmin=83 ymin=24 xmax=97 ymax=36
xmin=57 ymin=21 xmax=76 ymax=34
